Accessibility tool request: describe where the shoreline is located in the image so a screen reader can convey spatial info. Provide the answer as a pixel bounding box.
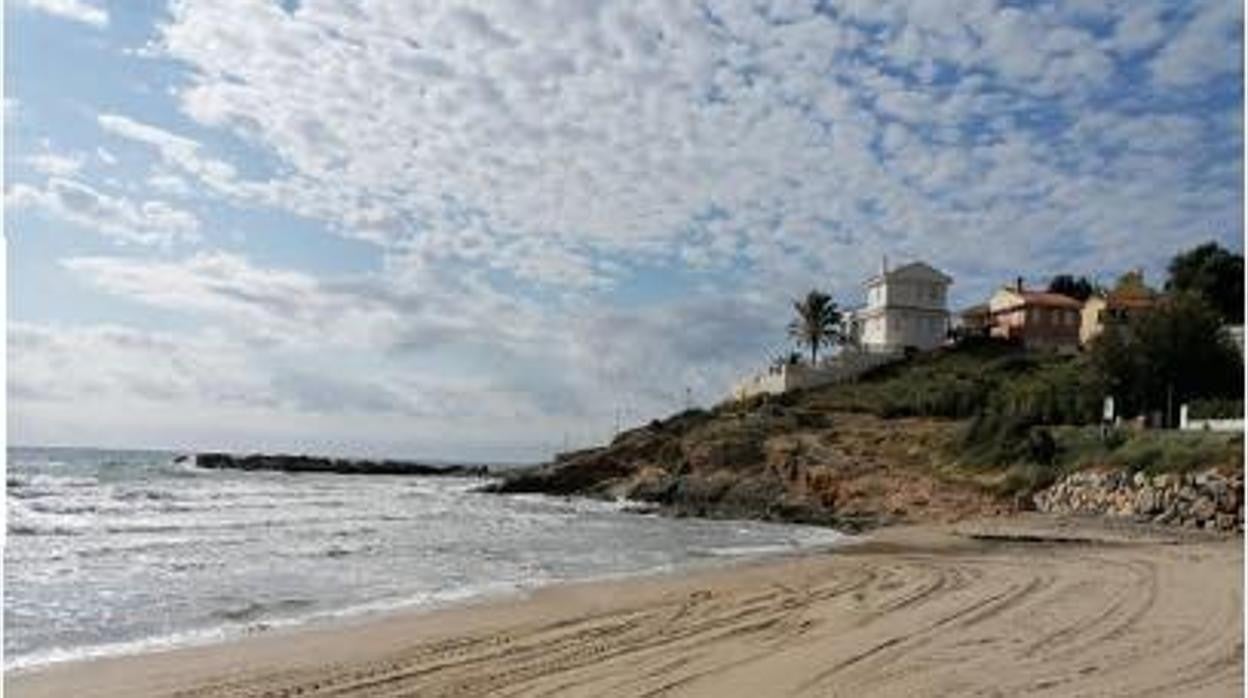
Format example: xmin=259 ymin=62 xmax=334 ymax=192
xmin=8 ymin=515 xmax=1241 ymax=698
xmin=5 ymin=521 xmax=856 ymax=677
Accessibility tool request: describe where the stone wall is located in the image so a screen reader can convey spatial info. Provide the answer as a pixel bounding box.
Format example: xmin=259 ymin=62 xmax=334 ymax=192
xmin=1034 ymin=470 xmax=1243 ymax=532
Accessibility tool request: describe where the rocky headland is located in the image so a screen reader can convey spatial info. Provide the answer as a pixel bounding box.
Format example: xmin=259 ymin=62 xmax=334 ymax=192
xmin=488 ymin=344 xmax=1243 ymax=533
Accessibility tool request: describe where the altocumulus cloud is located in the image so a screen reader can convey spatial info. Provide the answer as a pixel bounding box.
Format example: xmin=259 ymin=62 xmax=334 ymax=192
xmin=149 ymin=0 xmax=1241 ymax=289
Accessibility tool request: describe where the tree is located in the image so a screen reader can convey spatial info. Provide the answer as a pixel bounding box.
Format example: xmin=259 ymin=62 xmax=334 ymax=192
xmin=1086 ymin=291 xmax=1243 ymax=424
xmin=788 ymin=290 xmax=842 ymax=366
xmin=1166 ymin=242 xmax=1244 ymax=323
xmin=1047 ymin=274 xmax=1096 ymax=302
xmin=1112 ymin=269 xmax=1153 ymax=297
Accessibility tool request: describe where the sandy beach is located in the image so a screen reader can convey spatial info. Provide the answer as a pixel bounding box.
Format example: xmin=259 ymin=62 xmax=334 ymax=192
xmin=8 ymin=516 xmax=1242 ymax=698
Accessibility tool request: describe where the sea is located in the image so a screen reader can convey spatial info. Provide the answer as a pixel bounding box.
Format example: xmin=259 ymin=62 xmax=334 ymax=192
xmin=5 ymin=447 xmax=849 ymax=670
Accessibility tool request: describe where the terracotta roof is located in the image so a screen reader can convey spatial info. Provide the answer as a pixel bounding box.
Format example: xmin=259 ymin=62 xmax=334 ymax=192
xmin=1010 ymin=290 xmax=1083 ymax=309
xmin=1104 ymin=291 xmax=1156 ymax=310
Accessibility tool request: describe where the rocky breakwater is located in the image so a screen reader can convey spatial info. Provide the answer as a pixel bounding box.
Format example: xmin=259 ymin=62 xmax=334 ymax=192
xmin=1034 ymin=469 xmax=1243 ymax=532
xmin=194 ymin=452 xmax=490 ymax=477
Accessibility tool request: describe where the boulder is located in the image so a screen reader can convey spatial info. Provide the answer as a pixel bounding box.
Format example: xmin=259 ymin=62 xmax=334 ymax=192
xmin=1191 ymin=496 xmax=1217 ymax=522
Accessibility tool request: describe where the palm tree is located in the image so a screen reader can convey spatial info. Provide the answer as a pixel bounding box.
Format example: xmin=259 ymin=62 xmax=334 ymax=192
xmin=788 ymin=289 xmax=843 ymax=366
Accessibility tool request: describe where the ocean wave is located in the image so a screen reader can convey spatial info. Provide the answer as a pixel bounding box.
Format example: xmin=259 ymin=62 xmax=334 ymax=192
xmin=210 ymin=598 xmax=316 ymax=623
xmin=7 ymin=500 xmax=90 ymax=536
xmin=7 ymin=474 xmax=100 ymax=495
xmin=27 ymin=500 xmax=100 ymax=515
xmin=7 ymin=523 xmax=84 ymax=537
xmin=5 ymin=626 xmax=233 ymax=673
xmin=113 ymin=488 xmax=179 ymax=502
xmin=3 ymin=581 xmax=526 ymax=673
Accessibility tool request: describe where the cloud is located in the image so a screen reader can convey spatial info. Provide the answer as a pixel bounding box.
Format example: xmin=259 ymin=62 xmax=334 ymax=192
xmin=1110 ymin=5 xmax=1166 ymax=55
xmin=97 ymin=113 xmax=238 ymax=191
xmin=8 ymin=177 xmax=200 ymax=246
xmin=8 ymin=319 xmax=597 ymax=459
xmin=61 ymin=250 xmax=558 ymax=354
xmin=9 ymin=322 xmax=269 ymax=407
xmin=26 ymin=150 xmax=85 ymax=177
xmin=568 ymin=293 xmax=781 ymax=407
xmin=56 ymin=248 xmax=778 ymax=422
xmin=7 ymin=320 xmax=539 ymax=420
xmin=1152 ymin=2 xmax=1243 ymax=87
xmin=62 ymin=252 xmax=397 ymax=346
xmin=14 ymin=0 xmax=106 ymax=27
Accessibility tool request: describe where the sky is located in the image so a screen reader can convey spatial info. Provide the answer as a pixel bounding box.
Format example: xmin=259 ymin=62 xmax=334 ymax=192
xmin=5 ymin=0 xmax=1244 ymax=461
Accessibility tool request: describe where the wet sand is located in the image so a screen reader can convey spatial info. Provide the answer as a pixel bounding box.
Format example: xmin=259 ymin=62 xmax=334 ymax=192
xmin=8 ymin=516 xmax=1242 ymax=697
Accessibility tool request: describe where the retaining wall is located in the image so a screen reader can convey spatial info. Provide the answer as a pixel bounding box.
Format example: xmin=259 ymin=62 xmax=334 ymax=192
xmin=1034 ymin=469 xmax=1243 ymax=532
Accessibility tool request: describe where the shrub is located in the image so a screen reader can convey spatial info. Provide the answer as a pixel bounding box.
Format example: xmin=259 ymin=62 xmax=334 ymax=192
xmin=1188 ymin=398 xmax=1244 ymax=420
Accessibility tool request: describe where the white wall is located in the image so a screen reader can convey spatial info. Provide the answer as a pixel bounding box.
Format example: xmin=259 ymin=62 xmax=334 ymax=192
xmin=1179 ymin=404 xmax=1244 ymax=432
xmin=882 ymin=280 xmax=946 ymax=310
xmin=731 ymin=351 xmax=901 ymax=400
xmin=861 ymin=272 xmax=949 ymax=352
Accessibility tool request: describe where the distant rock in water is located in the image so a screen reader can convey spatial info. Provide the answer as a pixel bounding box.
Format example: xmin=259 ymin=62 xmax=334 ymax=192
xmin=194 ymin=453 xmax=490 ymax=477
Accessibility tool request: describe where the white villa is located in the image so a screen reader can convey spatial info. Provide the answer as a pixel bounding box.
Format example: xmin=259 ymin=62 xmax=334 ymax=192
xmin=848 ymin=260 xmax=953 ymax=353
xmin=732 ymin=258 xmax=953 ymax=400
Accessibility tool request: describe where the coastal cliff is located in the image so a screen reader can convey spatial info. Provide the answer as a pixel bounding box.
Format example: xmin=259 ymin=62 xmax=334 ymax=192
xmin=489 ymin=343 xmax=1243 ymax=532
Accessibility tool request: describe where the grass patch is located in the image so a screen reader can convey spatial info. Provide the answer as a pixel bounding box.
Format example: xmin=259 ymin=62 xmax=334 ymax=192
xmin=1049 ymin=426 xmax=1242 ymax=476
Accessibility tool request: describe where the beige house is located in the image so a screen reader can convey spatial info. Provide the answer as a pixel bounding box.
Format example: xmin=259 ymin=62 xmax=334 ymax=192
xmin=987 ymin=283 xmax=1082 ymax=352
xmin=1080 ymin=290 xmax=1157 ymax=345
xmin=850 ymin=260 xmax=952 ymax=353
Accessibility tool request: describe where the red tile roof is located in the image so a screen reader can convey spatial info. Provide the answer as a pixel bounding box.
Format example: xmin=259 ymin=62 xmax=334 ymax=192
xmin=1013 ymin=290 xmax=1082 ymax=309
xmin=1104 ymin=291 xmax=1157 ymax=310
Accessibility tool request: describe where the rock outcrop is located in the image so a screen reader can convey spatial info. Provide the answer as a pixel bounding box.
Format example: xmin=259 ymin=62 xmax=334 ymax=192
xmin=486 ymin=409 xmax=1005 ymax=531
xmin=195 ymin=452 xmax=490 ymax=477
xmin=1034 ymin=469 xmax=1243 ymax=532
